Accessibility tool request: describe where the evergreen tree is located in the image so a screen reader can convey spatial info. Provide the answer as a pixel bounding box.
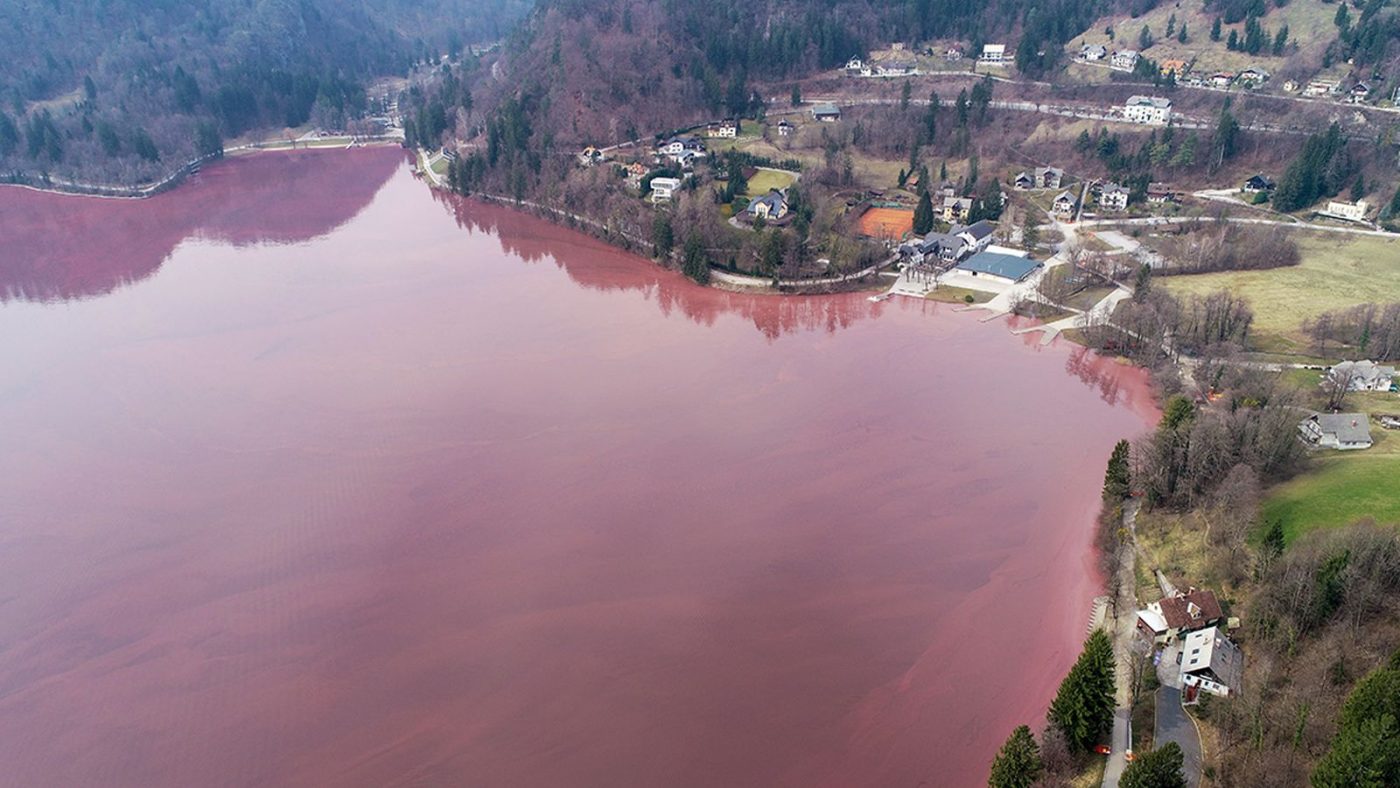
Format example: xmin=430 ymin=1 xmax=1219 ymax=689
xmin=1213 ymin=103 xmax=1240 ymax=168
xmin=0 ymin=112 xmax=19 ymax=157
xmin=1384 ymin=184 xmax=1400 ymax=220
xmin=682 ymin=232 xmax=710 ymax=284
xmin=652 ymin=214 xmax=674 ymax=259
xmin=1312 ymin=715 xmax=1400 ymax=788
xmin=1139 ymin=25 xmax=1153 ymax=50
xmin=1177 ymin=23 xmax=1188 ymax=44
xmin=900 ymin=81 xmax=912 ymax=112
xmin=1103 ymin=440 xmax=1132 ymax=500
xmin=131 ymin=127 xmax=159 ymax=161
xmin=1351 ymin=174 xmax=1366 ymax=203
xmin=1227 ymin=29 xmax=1239 ymax=51
xmin=759 ymin=230 xmax=784 ymax=278
xmin=790 ymin=84 xmax=802 ymax=107
xmin=1165 ymin=14 xmax=1176 ymax=37
xmin=913 ymin=190 xmax=935 ymax=235
xmin=963 ymin=155 xmax=979 ymax=197
xmin=1262 ymin=517 xmax=1287 ymax=558
xmin=1047 ymin=630 xmax=1116 ymax=752
xmin=1334 ymin=3 xmax=1350 ymax=31
xmin=1273 ymin=25 xmax=1290 ymax=56
xmin=924 ymin=90 xmax=939 ymax=141
xmin=1338 ymin=664 xmax=1400 ymax=734
xmin=1121 ymin=742 xmax=1186 ymax=788
xmin=988 ymin=725 xmax=1042 ymax=788
xmin=1210 ymin=17 xmax=1223 ymax=41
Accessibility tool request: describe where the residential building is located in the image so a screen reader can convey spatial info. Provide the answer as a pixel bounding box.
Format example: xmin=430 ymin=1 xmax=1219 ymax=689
xmin=1079 ymin=44 xmax=1108 ymax=62
xmin=944 ymin=47 xmax=964 ymax=61
xmin=915 ymin=232 xmax=967 ymax=266
xmin=845 ymin=56 xmax=866 ymax=74
xmin=577 ymin=146 xmax=605 ymax=166
xmin=1014 ymin=166 xmax=1063 ymax=190
xmin=1327 ymin=360 xmax=1397 ymax=392
xmin=1299 ymin=413 xmax=1374 ymax=450
xmin=1304 ymin=78 xmax=1341 ymax=97
xmin=1099 ymin=183 xmax=1130 ymax=212
xmin=955 ymin=220 xmax=997 ymax=254
xmin=746 ymin=191 xmax=789 ymax=221
xmin=941 ymin=195 xmax=973 ymax=223
xmin=1348 ymin=82 xmax=1371 ymax=104
xmin=649 ymin=177 xmax=682 ymax=202
xmin=1242 ymin=174 xmax=1275 ymax=194
xmin=1159 ymin=59 xmax=1188 ymax=76
xmin=872 ymin=55 xmax=918 ymax=77
xmin=706 ymin=120 xmax=738 ymax=138
xmin=658 ymin=136 xmax=705 ymax=157
xmin=1146 ymin=183 xmax=1179 ymax=204
xmin=1181 ymin=627 xmax=1244 ymax=700
xmin=1136 ymin=588 xmax=1225 ymax=642
xmin=1052 ymin=190 xmax=1077 ymax=218
xmin=979 ymin=44 xmax=1006 ymax=64
xmin=954 ymin=250 xmax=1042 ymax=284
xmin=1321 ymin=199 xmax=1369 ymax=222
xmin=1109 ymin=49 xmax=1140 ymax=72
xmin=1209 ymin=72 xmax=1235 ymax=89
xmin=1123 ymin=95 xmax=1172 ymax=125
xmin=812 ymin=103 xmax=842 ymax=122
xmin=776 ymin=120 xmax=793 ymax=136
xmin=623 ymin=162 xmax=649 ymax=188
xmin=1237 ymin=68 xmax=1269 ymax=87
xmin=1283 ymin=79 xmax=1299 ymax=93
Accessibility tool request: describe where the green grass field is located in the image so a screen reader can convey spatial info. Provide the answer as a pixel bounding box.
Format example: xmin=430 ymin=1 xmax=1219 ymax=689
xmin=1265 ymin=440 xmax=1400 ymax=543
xmin=744 ymin=168 xmax=797 ymax=197
xmin=1161 ymin=233 xmax=1400 ymax=355
xmin=926 ymin=286 xmax=993 ymax=304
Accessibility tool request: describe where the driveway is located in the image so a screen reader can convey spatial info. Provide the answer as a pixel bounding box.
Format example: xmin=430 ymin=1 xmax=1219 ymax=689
xmin=1154 ymin=686 xmax=1203 ymax=788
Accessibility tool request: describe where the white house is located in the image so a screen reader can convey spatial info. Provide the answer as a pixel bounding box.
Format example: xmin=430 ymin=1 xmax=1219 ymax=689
xmin=944 ymin=47 xmax=964 ymax=61
xmin=1327 ymin=361 xmax=1397 ymax=392
xmin=979 ymin=44 xmax=1006 ymax=64
xmin=1099 ymin=183 xmax=1130 ymax=212
xmin=1110 ymin=49 xmax=1140 ymax=72
xmin=1014 ymin=166 xmax=1064 ymax=190
xmin=658 ymin=136 xmax=705 ymax=157
xmin=955 ymin=220 xmax=997 ymax=254
xmin=1321 ymin=199 xmax=1369 ymax=222
xmin=649 ymin=177 xmax=682 ymax=203
xmin=1299 ymin=413 xmax=1373 ymax=450
xmin=1124 ymin=95 xmax=1172 ymax=125
xmin=706 ymin=121 xmax=738 ymax=138
xmin=1304 ymin=78 xmax=1341 ymax=97
xmin=1079 ymin=43 xmax=1108 ymax=61
xmin=845 ymin=56 xmax=866 ymax=74
xmin=1181 ymin=627 xmax=1244 ymax=699
xmin=746 ymin=191 xmax=789 ymax=221
xmin=812 ymin=103 xmax=842 ymax=122
xmin=1137 ymin=588 xmax=1225 ymax=643
xmin=1348 ymin=83 xmax=1372 ymax=104
xmin=776 ymin=120 xmax=793 ymax=136
xmin=1052 ymin=190 xmax=1077 ymax=218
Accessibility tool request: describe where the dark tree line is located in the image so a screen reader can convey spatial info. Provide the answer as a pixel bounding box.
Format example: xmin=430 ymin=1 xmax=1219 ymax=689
xmin=1273 ymin=124 xmax=1358 ymax=213
xmin=1306 ymin=302 xmax=1400 ymax=361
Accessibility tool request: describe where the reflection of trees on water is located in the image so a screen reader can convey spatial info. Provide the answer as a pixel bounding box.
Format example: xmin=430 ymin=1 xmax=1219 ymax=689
xmin=435 ymin=190 xmax=885 ymax=341
xmin=1064 ymin=344 xmax=1129 ymax=406
xmin=0 ymin=148 xmax=402 ymax=303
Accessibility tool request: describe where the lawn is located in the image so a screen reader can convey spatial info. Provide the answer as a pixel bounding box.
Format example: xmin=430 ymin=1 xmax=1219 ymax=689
xmin=1062 ymin=285 xmax=1117 ymax=313
xmin=744 ymin=168 xmax=797 ymax=197
xmin=1161 ymin=233 xmax=1400 ymax=356
xmin=926 ymin=285 xmax=993 ymax=304
xmin=1264 ymin=431 xmax=1400 ymax=543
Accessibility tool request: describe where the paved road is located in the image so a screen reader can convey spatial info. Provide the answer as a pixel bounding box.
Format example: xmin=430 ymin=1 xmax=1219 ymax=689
xmin=1155 ymin=686 xmax=1204 ymax=788
xmin=1102 ymin=501 xmax=1142 ymax=787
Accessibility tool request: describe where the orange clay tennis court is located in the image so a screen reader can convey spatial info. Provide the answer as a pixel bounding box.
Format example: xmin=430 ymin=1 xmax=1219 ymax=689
xmin=855 ymin=207 xmax=914 ymax=239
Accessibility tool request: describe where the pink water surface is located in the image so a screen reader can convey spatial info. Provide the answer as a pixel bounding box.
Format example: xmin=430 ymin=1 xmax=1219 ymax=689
xmin=0 ymin=149 xmax=1155 ymax=787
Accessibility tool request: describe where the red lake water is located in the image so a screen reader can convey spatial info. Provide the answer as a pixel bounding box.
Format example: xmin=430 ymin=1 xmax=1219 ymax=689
xmin=0 ymin=148 xmax=1156 ymax=787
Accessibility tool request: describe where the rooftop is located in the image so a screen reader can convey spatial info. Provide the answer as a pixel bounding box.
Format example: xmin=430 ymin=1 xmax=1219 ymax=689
xmin=1127 ymin=95 xmax=1172 ymax=109
xmin=1310 ymin=413 xmax=1373 ymax=445
xmin=955 ymin=251 xmax=1041 ymax=282
xmin=1182 ymin=626 xmax=1244 ymax=691
xmin=1157 ymin=588 xmax=1223 ymax=630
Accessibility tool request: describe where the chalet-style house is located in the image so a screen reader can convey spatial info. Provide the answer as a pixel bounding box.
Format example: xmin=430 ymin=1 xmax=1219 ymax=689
xmin=1327 ymin=361 xmax=1397 ymax=392
xmin=706 ymin=121 xmax=738 ymax=138
xmin=1348 ymin=83 xmax=1371 ymax=104
xmin=1304 ymin=78 xmax=1341 ymax=97
xmin=1242 ymin=174 xmax=1275 ymax=194
xmin=1237 ymin=68 xmax=1269 ymax=87
xmin=1321 ymin=199 xmax=1369 ymax=222
xmin=1209 ymin=72 xmax=1235 ymax=89
xmin=1159 ymin=59 xmax=1188 ymax=77
xmin=776 ymin=120 xmax=793 ymax=136
xmin=649 ymin=177 xmax=682 ymax=203
xmin=979 ymin=44 xmax=1006 ymax=63
xmin=1136 ymin=588 xmax=1225 ymax=642
xmin=812 ymin=103 xmax=842 ymax=122
xmin=914 ymin=233 xmax=966 ymax=266
xmin=1099 ymin=183 xmax=1130 ymax=212
xmin=954 ymin=249 xmax=1042 ymax=284
xmin=746 ymin=191 xmax=789 ymax=221
xmin=1146 ymin=183 xmax=1179 ymax=204
xmin=956 ymin=220 xmax=996 ymax=254
xmin=1123 ymin=95 xmax=1172 ymax=125
xmin=1182 ymin=627 xmax=1244 ymax=700
xmin=1300 ymin=413 xmax=1373 ymax=450
xmin=941 ymin=196 xmax=973 ymax=223
xmin=1110 ymin=49 xmax=1140 ymax=72
xmin=1079 ymin=44 xmax=1108 ymax=61
xmin=658 ymin=136 xmax=705 ymax=157
xmin=944 ymin=47 xmax=964 ymax=61
xmin=1014 ymin=167 xmax=1063 ymax=190
xmin=1052 ymin=190 xmax=1077 ymax=218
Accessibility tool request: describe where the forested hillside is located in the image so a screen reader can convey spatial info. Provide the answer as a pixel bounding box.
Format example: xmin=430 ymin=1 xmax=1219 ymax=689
xmin=0 ymin=0 xmax=531 ymax=185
